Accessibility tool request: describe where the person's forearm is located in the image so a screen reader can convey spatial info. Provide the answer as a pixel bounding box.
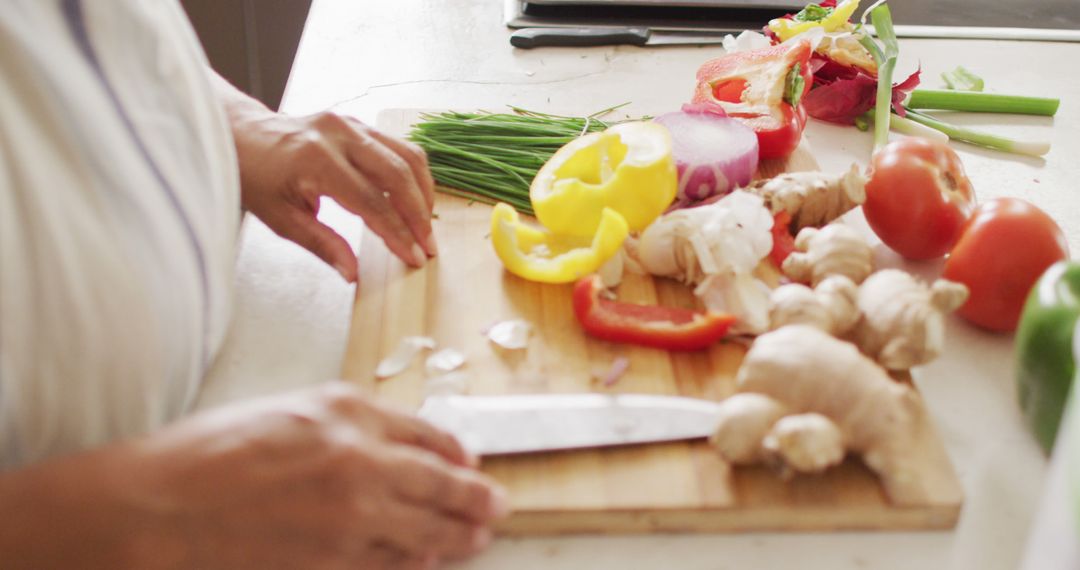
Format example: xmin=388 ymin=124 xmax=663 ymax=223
xmin=210 ymin=69 xmax=273 ymax=125
xmin=209 ymin=69 xmax=295 ymax=211
xmin=0 ymin=446 xmax=174 ymax=569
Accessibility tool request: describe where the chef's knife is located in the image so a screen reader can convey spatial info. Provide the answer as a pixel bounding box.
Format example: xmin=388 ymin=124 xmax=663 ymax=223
xmin=509 ymin=26 xmax=728 ymax=49
xmin=418 ymin=393 xmax=723 ymax=456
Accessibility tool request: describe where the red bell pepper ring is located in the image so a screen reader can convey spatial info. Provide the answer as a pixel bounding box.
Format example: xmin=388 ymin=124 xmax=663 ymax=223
xmin=692 ymin=40 xmax=813 ymax=160
xmin=572 ymin=275 xmax=736 ymax=351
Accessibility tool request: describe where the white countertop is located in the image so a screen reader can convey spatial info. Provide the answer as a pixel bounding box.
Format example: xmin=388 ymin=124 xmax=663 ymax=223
xmin=197 ymin=1 xmax=1080 ymax=568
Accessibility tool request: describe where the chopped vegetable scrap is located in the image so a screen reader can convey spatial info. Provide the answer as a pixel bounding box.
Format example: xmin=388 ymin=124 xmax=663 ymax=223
xmin=940 ymin=66 xmax=984 ymax=92
xmin=490 ymin=202 xmax=628 ymax=284
xmin=763 ymin=0 xmax=920 ymax=127
xmin=593 ymin=356 xmax=631 ymax=387
xmin=487 ymin=319 xmax=532 ymax=350
xmin=426 ymin=348 xmax=467 ymax=375
xmin=768 ymin=211 xmax=797 ymax=267
xmin=375 ymin=336 xmax=437 ymax=379
xmin=692 ymin=40 xmax=813 ymax=159
xmin=425 ymin=372 xmax=469 ymax=397
xmin=767 ymin=0 xmax=861 ymax=43
xmin=573 ymin=275 xmax=736 ymax=351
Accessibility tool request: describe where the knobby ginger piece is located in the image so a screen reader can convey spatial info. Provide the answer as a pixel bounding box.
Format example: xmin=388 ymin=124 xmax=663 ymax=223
xmin=710 ymin=393 xmax=788 ymax=464
xmin=849 ymin=269 xmax=969 ymax=371
xmin=735 ymin=325 xmax=938 ymax=505
xmin=746 ymin=165 xmax=867 ymax=232
xmin=763 ymin=413 xmax=846 ymax=475
xmin=783 ymin=224 xmax=874 ymax=287
xmin=768 ymin=274 xmax=860 ymax=336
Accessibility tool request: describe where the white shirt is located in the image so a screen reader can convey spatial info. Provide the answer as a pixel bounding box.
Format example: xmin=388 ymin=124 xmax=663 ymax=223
xmin=0 ymin=0 xmax=239 ymax=467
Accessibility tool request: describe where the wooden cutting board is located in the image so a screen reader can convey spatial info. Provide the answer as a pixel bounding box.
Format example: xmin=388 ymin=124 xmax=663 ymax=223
xmin=339 ymin=109 xmax=963 ymax=534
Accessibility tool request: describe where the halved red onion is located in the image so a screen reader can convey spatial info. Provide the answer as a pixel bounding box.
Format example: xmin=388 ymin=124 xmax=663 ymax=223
xmin=654 ymin=105 xmax=759 ymax=206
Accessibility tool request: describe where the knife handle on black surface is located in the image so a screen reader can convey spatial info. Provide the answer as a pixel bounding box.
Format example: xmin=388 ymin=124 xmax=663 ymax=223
xmin=510 ymin=27 xmax=650 ymax=49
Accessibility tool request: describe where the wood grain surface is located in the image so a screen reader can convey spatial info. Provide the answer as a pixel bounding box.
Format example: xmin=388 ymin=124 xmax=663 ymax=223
xmin=339 ymin=109 xmax=963 ymax=534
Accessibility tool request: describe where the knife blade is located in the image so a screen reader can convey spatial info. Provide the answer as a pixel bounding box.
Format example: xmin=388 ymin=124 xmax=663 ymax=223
xmin=509 ymin=26 xmax=728 ymax=49
xmin=417 ymin=393 xmax=724 ymax=456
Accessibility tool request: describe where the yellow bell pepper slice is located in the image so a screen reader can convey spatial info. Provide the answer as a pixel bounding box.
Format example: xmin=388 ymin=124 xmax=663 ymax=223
xmin=490 ymin=203 xmax=628 ymax=284
xmin=768 ymin=0 xmax=860 ymax=42
xmin=530 ymin=121 xmax=677 ymax=238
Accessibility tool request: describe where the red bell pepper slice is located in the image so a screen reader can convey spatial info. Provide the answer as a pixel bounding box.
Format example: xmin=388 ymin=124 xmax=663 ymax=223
xmin=693 ymin=40 xmax=813 ymax=160
xmin=737 ymin=102 xmax=807 ymax=162
xmin=572 ymin=275 xmax=736 ymax=351
xmin=769 ymin=210 xmax=797 ymax=267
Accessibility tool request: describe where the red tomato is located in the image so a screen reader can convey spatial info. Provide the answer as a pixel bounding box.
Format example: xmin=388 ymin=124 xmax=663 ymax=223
xmin=943 ymin=198 xmax=1069 ymax=332
xmin=864 ymin=138 xmax=975 ymax=259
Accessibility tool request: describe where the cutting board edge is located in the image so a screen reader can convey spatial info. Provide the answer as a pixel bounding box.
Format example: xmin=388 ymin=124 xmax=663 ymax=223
xmin=495 ymin=503 xmax=962 ymax=535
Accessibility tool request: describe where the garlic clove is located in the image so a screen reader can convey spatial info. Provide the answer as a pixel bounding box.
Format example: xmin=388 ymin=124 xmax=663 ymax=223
xmin=426 ymin=348 xmax=466 ymax=375
xmin=487 ymin=319 xmax=531 ymax=350
xmin=375 ymin=336 xmax=437 ymax=379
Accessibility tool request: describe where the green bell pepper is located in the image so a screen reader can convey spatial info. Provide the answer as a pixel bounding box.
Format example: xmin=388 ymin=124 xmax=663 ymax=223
xmin=1016 ymin=261 xmax=1080 ymax=454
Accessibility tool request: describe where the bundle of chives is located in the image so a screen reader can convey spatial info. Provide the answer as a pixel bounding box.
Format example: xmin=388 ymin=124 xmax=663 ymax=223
xmin=408 ymin=106 xmax=629 ymax=216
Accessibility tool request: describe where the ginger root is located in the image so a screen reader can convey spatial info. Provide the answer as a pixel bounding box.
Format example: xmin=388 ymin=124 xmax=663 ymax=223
xmin=782 ymin=224 xmax=874 ymax=287
xmin=726 ymin=325 xmax=942 ymax=505
xmin=763 ymin=413 xmax=846 ymax=475
xmin=848 ymin=269 xmax=969 ymax=371
xmin=745 ymin=165 xmax=867 ymax=232
xmin=769 ymin=269 xmax=967 ymax=370
xmin=709 ymin=393 xmax=787 ymax=464
xmin=769 ymin=275 xmax=860 ymax=336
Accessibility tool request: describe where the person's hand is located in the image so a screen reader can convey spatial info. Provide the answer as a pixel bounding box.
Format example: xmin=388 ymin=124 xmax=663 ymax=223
xmin=218 ymin=70 xmax=437 ymax=282
xmin=121 ymin=383 xmax=507 ymax=569
xmin=236 ymin=110 xmax=437 ymax=281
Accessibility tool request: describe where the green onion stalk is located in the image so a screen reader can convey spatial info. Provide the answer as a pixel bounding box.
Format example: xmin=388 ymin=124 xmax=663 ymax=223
xmin=858 ymin=2 xmax=898 ymax=153
xmin=941 ymin=66 xmax=985 ymax=92
xmin=857 ymin=3 xmax=1056 ymax=157
xmin=409 ymin=105 xmax=631 ymax=216
xmin=902 ymin=107 xmax=1052 ymax=157
xmin=906 ymin=89 xmax=1060 ymax=116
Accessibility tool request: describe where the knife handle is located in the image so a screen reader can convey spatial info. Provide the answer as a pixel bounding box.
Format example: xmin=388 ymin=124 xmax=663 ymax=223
xmin=510 ymin=27 xmax=650 ymax=49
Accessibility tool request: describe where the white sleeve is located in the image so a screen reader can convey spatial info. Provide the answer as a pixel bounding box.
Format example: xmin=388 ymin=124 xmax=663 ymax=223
xmin=0 ymin=0 xmax=239 ymax=467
